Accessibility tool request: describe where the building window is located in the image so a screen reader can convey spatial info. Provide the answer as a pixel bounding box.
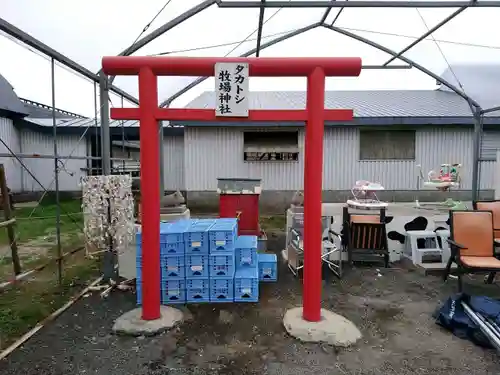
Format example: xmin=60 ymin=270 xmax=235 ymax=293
xmin=243 ymin=131 xmax=299 ymax=162
xmin=359 ymin=130 xmax=416 ymax=160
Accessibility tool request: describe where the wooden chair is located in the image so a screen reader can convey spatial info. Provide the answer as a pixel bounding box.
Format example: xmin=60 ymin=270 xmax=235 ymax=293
xmin=443 ymin=210 xmax=500 ymax=291
xmin=342 ymin=206 xmax=389 ymax=267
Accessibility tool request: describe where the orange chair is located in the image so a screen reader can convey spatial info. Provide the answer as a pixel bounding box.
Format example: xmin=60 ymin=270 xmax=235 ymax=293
xmin=473 ymin=200 xmax=500 ymax=238
xmin=443 ymin=210 xmax=500 ymax=291
xmin=472 ymin=200 xmax=500 ymax=283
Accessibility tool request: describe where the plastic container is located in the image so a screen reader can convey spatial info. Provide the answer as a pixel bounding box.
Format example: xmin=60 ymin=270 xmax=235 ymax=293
xmin=209 ymin=253 xmax=235 ymax=278
xmin=209 ymin=278 xmax=234 ymax=302
xmin=235 ymin=235 xmax=258 ymax=268
xmin=257 ymin=253 xmax=278 ymax=282
xmin=208 ymin=218 xmax=238 ymax=253
xmin=234 ymin=267 xmax=259 ymax=302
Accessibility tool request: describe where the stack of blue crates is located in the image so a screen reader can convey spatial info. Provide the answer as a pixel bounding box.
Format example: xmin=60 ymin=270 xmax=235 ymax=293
xmin=136 ymin=222 xmax=173 ymax=305
xmin=160 ymin=219 xmax=192 ymax=304
xmin=234 ymin=235 xmax=259 ymax=302
xmin=185 ymin=219 xmax=216 ymax=303
xmin=209 ymin=218 xmax=238 ymax=303
xmin=136 ymin=217 xmax=278 ymax=306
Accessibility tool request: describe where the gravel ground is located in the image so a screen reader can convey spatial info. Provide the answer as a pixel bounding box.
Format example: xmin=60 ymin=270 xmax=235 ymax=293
xmin=1 ymin=233 xmax=499 ymax=375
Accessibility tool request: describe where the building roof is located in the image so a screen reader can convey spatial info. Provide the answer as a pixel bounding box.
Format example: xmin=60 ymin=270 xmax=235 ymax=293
xmin=0 ymin=74 xmax=29 ymax=117
xmin=437 ymin=64 xmax=500 ymax=111
xmin=174 ymin=89 xmax=500 ymax=127
xmin=19 ymin=98 xmax=86 ymax=126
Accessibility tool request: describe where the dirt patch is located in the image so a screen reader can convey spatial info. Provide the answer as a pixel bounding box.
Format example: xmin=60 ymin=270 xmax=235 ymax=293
xmin=0 ymin=231 xmax=82 ymax=265
xmin=1 ymin=233 xmax=499 ymax=375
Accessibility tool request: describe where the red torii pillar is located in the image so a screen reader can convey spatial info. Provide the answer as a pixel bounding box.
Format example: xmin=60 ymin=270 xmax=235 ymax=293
xmin=102 ymin=56 xmax=361 ymax=322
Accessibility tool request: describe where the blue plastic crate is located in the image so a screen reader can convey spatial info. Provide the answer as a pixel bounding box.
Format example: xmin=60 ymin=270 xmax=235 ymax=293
xmin=208 ymin=218 xmax=238 ymax=253
xmin=136 ymin=285 xmax=142 ymax=305
xmin=136 ymin=264 xmax=142 ymax=280
xmin=235 ymin=235 xmax=258 ymax=268
xmin=234 ymin=267 xmax=259 ymax=302
xmin=185 ymin=254 xmax=209 ymax=278
xmin=184 ymin=219 xmax=216 ymax=254
xmin=136 ymin=266 xmax=142 ymax=305
xmin=160 ymin=219 xmax=192 ymax=245
xmin=258 ymin=253 xmax=278 ymax=282
xmin=186 ymin=279 xmax=210 ymax=303
xmin=160 ymin=241 xmax=185 ymax=256
xmin=209 ymin=278 xmax=234 ymax=302
xmin=160 ymin=255 xmax=185 ymax=279
xmin=209 ymin=253 xmax=235 ymax=278
xmin=136 ymin=222 xmax=185 ymax=257
xmin=136 ymin=222 xmax=169 ymax=243
xmin=161 ymin=279 xmax=186 ymax=304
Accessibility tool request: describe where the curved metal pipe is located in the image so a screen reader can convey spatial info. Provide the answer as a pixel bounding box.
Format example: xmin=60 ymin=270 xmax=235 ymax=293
xmin=383 ymin=7 xmax=467 ymax=66
xmin=105 ymin=0 xmax=217 ymax=83
xmin=159 ymin=22 xmax=321 ymax=107
xmin=321 ymin=23 xmax=481 ymax=109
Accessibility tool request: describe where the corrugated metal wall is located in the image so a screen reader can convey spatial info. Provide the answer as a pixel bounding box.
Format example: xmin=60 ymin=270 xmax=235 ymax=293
xmin=163 ymin=135 xmax=185 ymax=190
xmin=0 ymin=120 xmax=493 ymax=194
xmin=184 ymin=126 xmax=494 ymax=191
xmin=0 ymin=117 xmax=22 ymax=192
xmin=20 ymin=130 xmax=87 ymax=192
xmin=184 ymin=128 xmax=305 ymax=190
xmin=481 ymin=130 xmax=500 ymax=161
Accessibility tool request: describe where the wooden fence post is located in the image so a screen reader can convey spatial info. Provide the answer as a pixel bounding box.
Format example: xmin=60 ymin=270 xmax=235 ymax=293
xmin=0 ymin=164 xmax=21 ymax=275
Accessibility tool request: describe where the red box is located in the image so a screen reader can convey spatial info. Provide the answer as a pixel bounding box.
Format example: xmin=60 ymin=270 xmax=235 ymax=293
xmin=219 ymin=194 xmax=260 ymax=236
xmin=217 ymin=178 xmax=262 ymax=236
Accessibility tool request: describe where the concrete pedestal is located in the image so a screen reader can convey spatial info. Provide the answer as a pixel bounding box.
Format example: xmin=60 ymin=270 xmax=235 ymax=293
xmin=283 ymin=307 xmax=361 ymax=347
xmin=112 ymin=306 xmax=183 ymax=336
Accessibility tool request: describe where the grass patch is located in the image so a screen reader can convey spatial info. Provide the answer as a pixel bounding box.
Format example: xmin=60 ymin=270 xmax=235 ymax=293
xmin=0 ymin=199 xmax=83 ymax=245
xmin=260 ymin=215 xmax=286 ymax=232
xmin=0 ymin=198 xmax=100 ymax=350
xmin=0 ymin=252 xmax=99 ymax=349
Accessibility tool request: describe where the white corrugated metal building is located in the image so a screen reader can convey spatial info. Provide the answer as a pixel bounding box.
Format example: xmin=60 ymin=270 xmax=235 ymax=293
xmin=1 ymin=66 xmax=500 ymax=211
xmin=172 ymin=66 xmax=500 ymax=210
xmin=0 ymin=74 xmax=185 ymax=195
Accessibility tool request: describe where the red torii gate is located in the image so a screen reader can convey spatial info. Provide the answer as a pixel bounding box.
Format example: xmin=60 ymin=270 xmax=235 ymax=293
xmin=102 ymin=56 xmax=361 ymax=322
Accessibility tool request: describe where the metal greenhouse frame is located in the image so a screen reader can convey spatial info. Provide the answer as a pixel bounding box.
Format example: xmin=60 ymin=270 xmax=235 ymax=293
xmin=99 ymin=0 xmax=500 ymax=203
xmin=0 ymin=0 xmax=498 ymax=294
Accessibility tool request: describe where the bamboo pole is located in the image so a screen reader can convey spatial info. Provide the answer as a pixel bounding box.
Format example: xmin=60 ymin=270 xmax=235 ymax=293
xmin=0 ymin=164 xmax=20 ymax=275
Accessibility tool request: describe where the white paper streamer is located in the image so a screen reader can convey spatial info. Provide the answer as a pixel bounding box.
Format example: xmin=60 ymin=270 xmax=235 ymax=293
xmin=81 ymin=175 xmax=135 ymax=256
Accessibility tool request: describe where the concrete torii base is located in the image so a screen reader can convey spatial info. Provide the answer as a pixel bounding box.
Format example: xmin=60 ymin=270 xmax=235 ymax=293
xmin=283 ymin=307 xmax=362 ymax=347
xmin=112 ymin=306 xmax=183 ymax=336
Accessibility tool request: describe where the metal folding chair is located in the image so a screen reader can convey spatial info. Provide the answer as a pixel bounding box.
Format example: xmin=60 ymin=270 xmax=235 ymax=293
xmin=287 ymin=227 xmax=343 ymax=278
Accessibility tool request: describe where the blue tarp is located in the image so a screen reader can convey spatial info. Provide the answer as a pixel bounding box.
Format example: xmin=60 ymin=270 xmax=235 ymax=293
xmin=433 ymin=293 xmax=500 ymax=349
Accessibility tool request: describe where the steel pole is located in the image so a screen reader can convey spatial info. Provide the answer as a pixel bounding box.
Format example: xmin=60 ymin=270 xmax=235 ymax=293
xmin=471 ymin=108 xmax=483 ymax=202
xmin=121 ymin=95 xmax=125 ymax=174
xmin=218 ymin=0 xmax=500 ymax=8
xmin=99 ymin=71 xmax=111 ymax=175
xmin=383 ymin=7 xmax=467 ymax=66
xmin=0 ymin=19 xmax=138 ymax=104
xmin=50 ymin=58 xmax=63 ymax=286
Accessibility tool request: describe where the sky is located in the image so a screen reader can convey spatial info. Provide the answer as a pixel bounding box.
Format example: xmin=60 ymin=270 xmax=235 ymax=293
xmin=1 ymin=0 xmax=500 ymax=117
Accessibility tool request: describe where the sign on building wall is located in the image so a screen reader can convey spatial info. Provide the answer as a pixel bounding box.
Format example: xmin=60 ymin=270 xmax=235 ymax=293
xmin=244 ymin=151 xmax=299 ymax=162
xmin=215 ymin=62 xmax=249 ymax=117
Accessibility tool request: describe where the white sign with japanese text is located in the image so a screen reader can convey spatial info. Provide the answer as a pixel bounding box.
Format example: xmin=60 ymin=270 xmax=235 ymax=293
xmin=215 ymin=62 xmax=249 ymax=117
